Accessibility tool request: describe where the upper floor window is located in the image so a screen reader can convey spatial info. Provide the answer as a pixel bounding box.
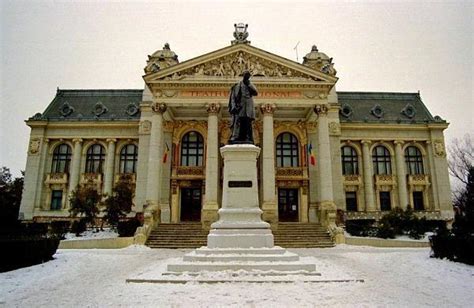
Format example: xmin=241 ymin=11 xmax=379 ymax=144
xmin=181 ymin=131 xmax=204 ymax=166
xmin=51 ymin=144 xmax=72 ymax=173
xmin=85 ymin=144 xmax=105 ymax=173
xmin=276 ymin=133 xmax=299 ymax=167
xmin=372 ymin=146 xmax=392 ymax=175
xmin=120 ymin=144 xmax=138 ymax=173
xmin=405 ymin=146 xmax=424 ymax=175
xmin=341 ymin=146 xmax=358 ymax=175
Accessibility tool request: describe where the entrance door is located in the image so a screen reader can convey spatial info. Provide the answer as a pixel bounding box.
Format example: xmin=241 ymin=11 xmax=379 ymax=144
xmin=278 ymin=188 xmax=299 ymax=222
xmin=180 ymin=188 xmax=202 ymax=222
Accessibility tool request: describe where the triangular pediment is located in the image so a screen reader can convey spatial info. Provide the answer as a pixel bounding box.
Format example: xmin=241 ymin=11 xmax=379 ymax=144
xmin=143 ymin=44 xmax=338 ymax=84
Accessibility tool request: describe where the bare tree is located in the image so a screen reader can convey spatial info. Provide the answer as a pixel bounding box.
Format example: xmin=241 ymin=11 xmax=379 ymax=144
xmin=448 ymin=134 xmax=474 ymax=203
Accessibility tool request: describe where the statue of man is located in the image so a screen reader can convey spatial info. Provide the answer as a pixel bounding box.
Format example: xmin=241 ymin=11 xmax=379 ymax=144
xmin=228 ymin=70 xmax=258 ymax=144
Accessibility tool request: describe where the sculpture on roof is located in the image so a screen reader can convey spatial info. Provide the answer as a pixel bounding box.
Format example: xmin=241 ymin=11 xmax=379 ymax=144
xmin=303 ymin=45 xmax=337 ymax=76
xmin=144 ymin=43 xmax=179 ymax=74
xmin=232 ymin=23 xmax=250 ymax=45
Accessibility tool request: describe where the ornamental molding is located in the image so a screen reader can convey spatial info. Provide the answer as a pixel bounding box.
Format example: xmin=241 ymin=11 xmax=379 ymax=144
xmin=314 ymin=104 xmax=329 ymax=115
xmin=433 ymin=140 xmax=446 ymax=157
xmin=29 ymin=138 xmax=41 ymax=155
xmin=273 ymin=121 xmax=307 ymax=144
xmin=151 ymin=102 xmax=167 ymax=114
xmin=328 ymin=122 xmax=341 ymax=136
xmin=206 ymin=103 xmax=221 ymax=114
xmin=260 ymin=103 xmax=276 ymax=114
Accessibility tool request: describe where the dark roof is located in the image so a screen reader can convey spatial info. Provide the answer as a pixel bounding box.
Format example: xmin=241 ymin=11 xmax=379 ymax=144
xmin=30 ymin=89 xmax=445 ymax=124
xmin=33 ymin=89 xmax=143 ymax=121
xmin=337 ymin=92 xmax=444 ymax=124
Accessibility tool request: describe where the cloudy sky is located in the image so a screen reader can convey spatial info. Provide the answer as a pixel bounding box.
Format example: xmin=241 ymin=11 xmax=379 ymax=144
xmin=1 ymin=0 xmax=472 ymax=177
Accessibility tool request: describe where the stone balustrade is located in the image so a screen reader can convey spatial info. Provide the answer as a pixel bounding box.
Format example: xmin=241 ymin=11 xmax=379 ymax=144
xmin=45 ymin=173 xmax=68 ymax=184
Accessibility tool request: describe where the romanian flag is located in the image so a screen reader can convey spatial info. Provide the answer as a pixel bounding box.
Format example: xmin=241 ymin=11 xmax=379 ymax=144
xmin=163 ymin=142 xmax=169 ymax=163
xmin=308 ymin=142 xmax=316 ymax=166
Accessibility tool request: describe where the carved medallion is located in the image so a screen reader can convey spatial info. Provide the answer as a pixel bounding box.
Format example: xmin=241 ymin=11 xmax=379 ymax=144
xmin=433 ymin=140 xmax=446 ymax=157
xmin=139 ymin=120 xmax=152 ymax=134
xmin=29 ymin=138 xmax=41 ymax=155
xmin=328 ymin=122 xmax=341 ymax=136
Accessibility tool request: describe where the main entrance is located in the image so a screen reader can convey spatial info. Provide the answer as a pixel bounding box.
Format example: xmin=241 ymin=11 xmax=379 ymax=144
xmin=278 ymin=188 xmax=299 ymax=222
xmin=180 ymin=188 xmax=202 ymax=222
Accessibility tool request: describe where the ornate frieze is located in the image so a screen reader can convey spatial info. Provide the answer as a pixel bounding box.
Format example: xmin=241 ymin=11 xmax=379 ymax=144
xmin=276 ymin=167 xmax=304 ymax=177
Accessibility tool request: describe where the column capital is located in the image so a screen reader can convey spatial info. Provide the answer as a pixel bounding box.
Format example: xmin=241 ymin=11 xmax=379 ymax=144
xmin=361 ymin=139 xmax=372 ymax=146
xmin=72 ymin=138 xmax=83 ymax=144
xmin=260 ymin=103 xmax=276 ymax=115
xmin=151 ymin=102 xmax=167 ymax=114
xmin=106 ymin=138 xmax=117 ymax=144
xmin=394 ymin=140 xmax=405 ymax=146
xmin=206 ymin=103 xmax=221 ymax=114
xmin=314 ymin=104 xmax=329 ymax=116
xmin=43 ymin=138 xmax=50 ymax=144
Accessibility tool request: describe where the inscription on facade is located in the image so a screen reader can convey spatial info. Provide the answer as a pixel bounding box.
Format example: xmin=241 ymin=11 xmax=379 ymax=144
xmin=228 ymin=181 xmax=253 ymax=188
xmin=181 ymin=91 xmax=301 ymax=98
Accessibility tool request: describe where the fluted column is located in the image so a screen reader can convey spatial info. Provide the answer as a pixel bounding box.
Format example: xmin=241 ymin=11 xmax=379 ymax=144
xmin=202 ymin=103 xmax=221 ymax=228
xmin=104 ymin=138 xmax=116 ymax=196
xmin=361 ymin=140 xmax=376 ymax=211
xmin=394 ymin=141 xmax=408 ymax=209
xmin=68 ymin=138 xmax=83 ymax=195
xmin=260 ymin=103 xmax=277 ymax=224
xmin=35 ymin=138 xmax=49 ymax=210
xmin=145 ymin=103 xmax=167 ymax=209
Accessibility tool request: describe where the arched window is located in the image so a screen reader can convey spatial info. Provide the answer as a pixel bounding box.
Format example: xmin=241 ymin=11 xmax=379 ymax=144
xmin=276 ymin=133 xmax=299 ymax=167
xmin=120 ymin=144 xmax=138 ymax=173
xmin=405 ymin=146 xmax=424 ymax=175
xmin=180 ymin=131 xmax=204 ymax=166
xmin=341 ymin=146 xmax=358 ymax=175
xmin=372 ymin=146 xmax=392 ymax=175
xmin=85 ymin=144 xmax=105 ymax=173
xmin=51 ymin=144 xmax=72 ymax=173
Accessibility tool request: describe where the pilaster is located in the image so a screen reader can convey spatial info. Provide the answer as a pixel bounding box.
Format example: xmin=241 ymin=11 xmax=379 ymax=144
xmin=103 ymin=138 xmax=116 ymax=196
xmin=361 ymin=140 xmax=376 ymax=211
xmin=68 ymin=138 xmax=83 ymax=198
xmin=394 ymin=140 xmax=408 ymax=209
xmin=260 ymin=103 xmax=278 ymax=224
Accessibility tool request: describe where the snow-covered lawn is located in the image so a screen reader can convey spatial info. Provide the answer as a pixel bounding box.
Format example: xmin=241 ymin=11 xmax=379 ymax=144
xmin=1 ymin=245 xmax=472 ymax=307
xmin=64 ymin=228 xmax=118 ymax=241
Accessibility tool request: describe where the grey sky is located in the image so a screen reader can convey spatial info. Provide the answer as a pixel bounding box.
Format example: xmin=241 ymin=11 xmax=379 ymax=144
xmin=1 ymin=0 xmax=472 ymax=177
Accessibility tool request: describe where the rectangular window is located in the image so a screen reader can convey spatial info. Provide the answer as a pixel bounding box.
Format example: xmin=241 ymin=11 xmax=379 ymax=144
xmin=413 ymin=192 xmax=424 ymax=211
xmin=345 ymin=192 xmax=358 ymax=212
xmin=380 ymin=191 xmax=391 ymax=211
xmin=51 ymin=190 xmax=63 ymax=210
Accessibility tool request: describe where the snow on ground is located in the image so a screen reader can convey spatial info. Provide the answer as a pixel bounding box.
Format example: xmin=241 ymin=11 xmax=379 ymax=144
xmin=64 ymin=228 xmax=118 ymax=240
xmin=1 ymin=245 xmax=472 ymax=307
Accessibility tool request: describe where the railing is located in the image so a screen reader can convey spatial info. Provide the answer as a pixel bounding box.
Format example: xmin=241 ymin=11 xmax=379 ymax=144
xmin=80 ymin=173 xmax=102 ymax=184
xmin=343 ymin=174 xmax=362 ymax=185
xmin=276 ymin=167 xmax=304 ymax=177
xmin=407 ymin=174 xmax=430 ymax=186
xmin=45 ymin=173 xmax=68 ymax=184
xmin=114 ymin=173 xmax=136 ymax=184
xmin=374 ymin=174 xmax=395 ymax=185
xmin=175 ymin=166 xmax=205 ymax=177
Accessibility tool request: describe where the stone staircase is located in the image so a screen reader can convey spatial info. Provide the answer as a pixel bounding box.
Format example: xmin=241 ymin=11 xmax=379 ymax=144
xmin=146 ymin=222 xmax=335 ymax=249
xmin=273 ymin=223 xmax=335 ymax=248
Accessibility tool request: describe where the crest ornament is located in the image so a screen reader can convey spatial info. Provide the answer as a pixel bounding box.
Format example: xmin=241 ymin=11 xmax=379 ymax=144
xmin=433 ymin=140 xmax=446 ymax=157
xmin=231 ymin=23 xmax=250 ymax=45
xmin=139 ymin=120 xmax=152 ymax=134
xmin=328 ymin=122 xmax=341 ymax=135
xmin=29 ymin=138 xmax=41 ymax=155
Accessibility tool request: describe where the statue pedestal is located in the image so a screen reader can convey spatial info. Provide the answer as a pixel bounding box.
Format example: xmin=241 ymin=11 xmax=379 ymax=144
xmin=164 ymin=145 xmax=318 ymax=277
xmin=208 ymin=144 xmax=273 ymax=248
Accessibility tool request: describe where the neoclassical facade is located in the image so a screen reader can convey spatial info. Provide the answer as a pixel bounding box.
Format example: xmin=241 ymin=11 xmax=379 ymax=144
xmin=19 ymin=30 xmax=452 ymax=235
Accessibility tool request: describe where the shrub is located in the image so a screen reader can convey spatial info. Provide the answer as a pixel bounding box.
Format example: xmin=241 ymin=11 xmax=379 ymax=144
xmin=345 ymin=219 xmax=377 ymax=237
xmin=50 ymin=221 xmax=70 ymax=239
xmin=103 ymin=174 xmax=134 ymax=229
xmin=71 ymin=219 xmax=87 ymax=236
xmin=117 ymin=218 xmax=141 ymax=237
xmin=1 ymin=237 xmax=60 ymax=272
xmin=69 ymin=182 xmax=101 ymax=227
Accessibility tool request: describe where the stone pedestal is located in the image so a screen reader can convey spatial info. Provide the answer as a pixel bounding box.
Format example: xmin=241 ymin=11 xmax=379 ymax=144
xmin=165 ymin=144 xmax=318 ymax=277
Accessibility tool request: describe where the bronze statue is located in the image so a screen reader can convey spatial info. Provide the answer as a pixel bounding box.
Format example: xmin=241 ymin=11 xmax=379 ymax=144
xmin=228 ymin=71 xmax=257 ymax=144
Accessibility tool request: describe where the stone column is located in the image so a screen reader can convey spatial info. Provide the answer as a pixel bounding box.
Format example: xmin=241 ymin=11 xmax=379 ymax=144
xmin=202 ymin=103 xmax=221 ymax=228
xmin=103 ymin=138 xmax=116 ymax=196
xmin=260 ymin=103 xmax=277 ymax=224
xmin=361 ymin=140 xmax=376 ymax=211
xmin=426 ymin=141 xmax=439 ymax=210
xmin=68 ymin=138 xmax=83 ymax=196
xmin=314 ymin=104 xmax=336 ymax=227
xmin=35 ymin=138 xmax=49 ymax=210
xmin=145 ymin=103 xmax=167 ymax=213
xmin=394 ymin=140 xmax=408 ymax=209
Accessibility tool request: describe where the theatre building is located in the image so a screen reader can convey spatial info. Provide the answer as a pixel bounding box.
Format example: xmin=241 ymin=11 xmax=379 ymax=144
xmin=19 ymin=27 xmax=452 ymax=242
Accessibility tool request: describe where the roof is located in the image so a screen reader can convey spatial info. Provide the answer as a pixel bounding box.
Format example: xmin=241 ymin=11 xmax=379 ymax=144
xmin=337 ymin=92 xmax=445 ymax=124
xmin=34 ymin=89 xmax=143 ymax=121
xmin=30 ymin=89 xmax=445 ymax=124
